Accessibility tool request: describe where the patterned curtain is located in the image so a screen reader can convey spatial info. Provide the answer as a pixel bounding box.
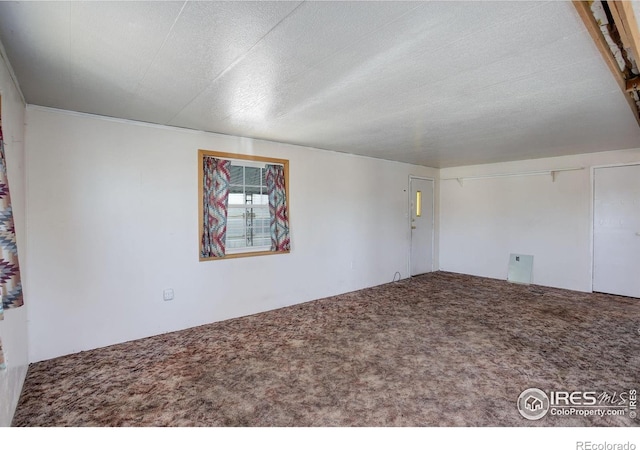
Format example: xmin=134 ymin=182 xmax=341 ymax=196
xmin=265 ymin=164 xmax=290 ymax=252
xmin=201 ymin=156 xmax=231 ymax=258
xmin=0 ymin=123 xmax=22 ymax=318
xmin=0 ymin=120 xmax=23 ymax=370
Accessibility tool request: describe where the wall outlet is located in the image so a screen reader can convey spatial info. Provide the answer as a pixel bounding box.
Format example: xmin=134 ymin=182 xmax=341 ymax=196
xmin=163 ymin=288 xmax=174 ymax=301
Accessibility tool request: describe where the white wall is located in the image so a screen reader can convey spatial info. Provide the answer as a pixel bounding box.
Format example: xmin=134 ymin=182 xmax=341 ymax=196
xmin=22 ymin=102 xmax=640 ymax=370
xmin=439 ymin=148 xmax=640 ymax=292
xmin=0 ymin=50 xmax=27 ymax=425
xmin=25 ymin=106 xmax=438 ymax=362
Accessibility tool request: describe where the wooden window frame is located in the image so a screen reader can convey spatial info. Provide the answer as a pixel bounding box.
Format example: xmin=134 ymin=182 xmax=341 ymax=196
xmin=198 ymin=149 xmax=290 ymax=261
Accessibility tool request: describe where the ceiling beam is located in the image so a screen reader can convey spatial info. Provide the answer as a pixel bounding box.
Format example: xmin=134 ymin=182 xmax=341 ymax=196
xmin=609 ymin=1 xmax=640 ymax=66
xmin=608 ymin=1 xmax=633 ymax=52
xmin=572 ymin=1 xmax=640 ymax=126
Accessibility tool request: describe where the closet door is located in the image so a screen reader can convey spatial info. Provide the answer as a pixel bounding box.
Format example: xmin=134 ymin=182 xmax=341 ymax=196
xmin=593 ymin=165 xmax=640 ymax=298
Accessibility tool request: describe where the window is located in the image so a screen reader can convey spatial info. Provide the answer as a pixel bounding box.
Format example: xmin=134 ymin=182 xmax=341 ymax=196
xmin=199 ymin=150 xmax=290 ymax=261
xmin=227 ymin=162 xmax=271 ymax=252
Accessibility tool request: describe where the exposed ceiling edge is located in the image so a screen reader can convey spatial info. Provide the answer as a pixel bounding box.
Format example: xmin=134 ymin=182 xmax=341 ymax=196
xmin=573 ymin=0 xmax=640 ymax=126
xmin=609 ymin=1 xmax=640 ymax=73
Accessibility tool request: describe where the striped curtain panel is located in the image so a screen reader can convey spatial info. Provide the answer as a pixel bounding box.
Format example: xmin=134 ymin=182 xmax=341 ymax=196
xmin=201 ymin=156 xmax=231 ymax=258
xmin=265 ymin=164 xmax=290 ymax=252
xmin=0 ymin=121 xmax=24 ymax=369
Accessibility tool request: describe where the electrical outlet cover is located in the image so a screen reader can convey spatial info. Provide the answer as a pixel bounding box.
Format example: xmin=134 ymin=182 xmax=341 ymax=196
xmin=507 ymin=254 xmax=534 ymax=284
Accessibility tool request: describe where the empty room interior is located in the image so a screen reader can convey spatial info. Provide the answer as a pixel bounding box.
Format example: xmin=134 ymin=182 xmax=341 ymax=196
xmin=0 ymin=0 xmax=639 ymax=428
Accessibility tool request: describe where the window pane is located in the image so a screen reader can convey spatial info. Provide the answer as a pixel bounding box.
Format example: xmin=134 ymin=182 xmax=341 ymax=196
xmin=262 ymin=168 xmax=267 ymax=188
xmin=245 ymin=186 xmax=261 ymax=205
xmin=230 ymin=165 xmax=243 ymax=186
xmin=227 ymin=239 xmax=246 ymax=249
xmin=245 ymin=167 xmax=261 ymax=186
xmin=254 ymin=207 xmax=270 ymax=220
xmin=248 ymin=223 xmax=269 ymax=237
xmin=249 ymin=194 xmax=267 ymax=206
xmin=225 ymin=206 xmax=270 ymax=249
xmin=252 ymin=231 xmax=270 ymax=242
xmin=227 ymin=208 xmax=245 ymax=218
xmin=254 ymin=208 xmax=270 ymax=235
xmin=254 ymin=237 xmax=271 ymax=247
xmin=226 ymin=209 xmax=245 ymax=241
xmin=228 ymin=192 xmax=244 ymax=205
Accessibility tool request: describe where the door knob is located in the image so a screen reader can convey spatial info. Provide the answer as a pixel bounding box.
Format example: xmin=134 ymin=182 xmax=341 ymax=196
xmin=411 ymin=226 xmax=417 ymax=230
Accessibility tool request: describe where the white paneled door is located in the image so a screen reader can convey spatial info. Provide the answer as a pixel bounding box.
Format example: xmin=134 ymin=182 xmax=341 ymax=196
xmin=410 ymin=177 xmax=434 ymax=276
xmin=593 ymin=165 xmax=640 ymax=298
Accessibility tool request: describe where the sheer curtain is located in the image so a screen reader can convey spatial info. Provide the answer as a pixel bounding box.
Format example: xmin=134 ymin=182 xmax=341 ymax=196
xmin=265 ymin=164 xmax=290 ymax=252
xmin=201 ymin=156 xmax=231 ymax=258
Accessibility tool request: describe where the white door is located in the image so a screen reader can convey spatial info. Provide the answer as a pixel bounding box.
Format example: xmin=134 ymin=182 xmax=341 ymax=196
xmin=410 ymin=177 xmax=434 ymax=276
xmin=593 ymin=165 xmax=640 ymax=298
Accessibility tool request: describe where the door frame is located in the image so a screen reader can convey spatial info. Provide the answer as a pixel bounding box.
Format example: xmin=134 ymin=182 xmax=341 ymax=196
xmin=590 ymin=162 xmax=640 ymax=292
xmin=408 ymin=175 xmax=435 ymax=277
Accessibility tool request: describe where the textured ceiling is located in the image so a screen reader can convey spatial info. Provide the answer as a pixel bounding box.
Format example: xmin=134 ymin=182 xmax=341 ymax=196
xmin=1 ymin=1 xmax=640 ymax=168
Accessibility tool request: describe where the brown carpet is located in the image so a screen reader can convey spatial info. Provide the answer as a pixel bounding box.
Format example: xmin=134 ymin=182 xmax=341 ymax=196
xmin=12 ymin=272 xmax=640 ymax=426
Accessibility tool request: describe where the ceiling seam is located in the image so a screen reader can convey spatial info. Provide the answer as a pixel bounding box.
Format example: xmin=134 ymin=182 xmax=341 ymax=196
xmin=216 ymin=0 xmax=553 ymax=125
xmin=125 ymin=0 xmax=189 ymax=114
xmin=165 ymin=0 xmax=306 ymax=125
xmin=214 ymin=1 xmax=429 ymax=125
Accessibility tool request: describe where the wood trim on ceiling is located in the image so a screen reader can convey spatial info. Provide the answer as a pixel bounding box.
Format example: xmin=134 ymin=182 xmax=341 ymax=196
xmin=609 ymin=1 xmax=640 ymax=68
xmin=572 ymin=0 xmax=640 ymax=126
xmin=610 ymin=1 xmax=640 ymax=93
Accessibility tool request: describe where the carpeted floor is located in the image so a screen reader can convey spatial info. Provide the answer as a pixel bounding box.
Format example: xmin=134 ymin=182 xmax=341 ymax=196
xmin=12 ymin=272 xmax=640 ymax=426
